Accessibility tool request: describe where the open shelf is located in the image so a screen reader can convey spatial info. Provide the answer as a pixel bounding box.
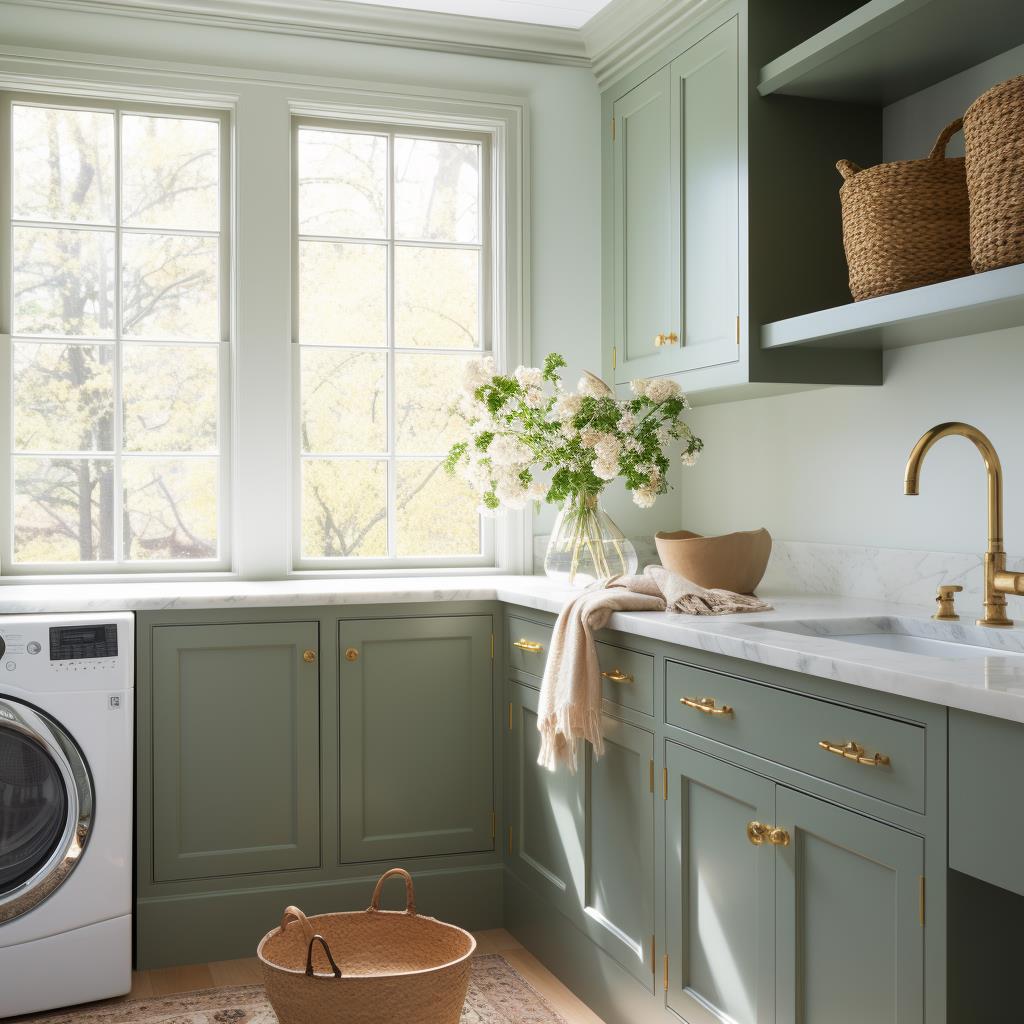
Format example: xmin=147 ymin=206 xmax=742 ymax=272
xmin=758 ymin=0 xmax=1024 ymax=105
xmin=760 ymin=263 xmax=1024 ymax=351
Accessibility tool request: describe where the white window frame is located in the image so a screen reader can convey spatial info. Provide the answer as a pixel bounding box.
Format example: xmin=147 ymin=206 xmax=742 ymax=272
xmin=292 ymin=115 xmax=498 ymax=572
xmin=0 ymin=90 xmax=233 ymax=577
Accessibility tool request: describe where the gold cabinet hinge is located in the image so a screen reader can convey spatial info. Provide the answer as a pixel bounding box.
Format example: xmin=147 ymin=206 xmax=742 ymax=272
xmin=507 ymin=825 xmax=513 ymax=856
xmin=650 ymin=935 xmax=656 ymax=974
xmin=508 ymin=701 xmax=513 ymax=731
xmin=919 ymin=875 xmax=925 ymax=927
xmin=490 ymin=811 xmax=496 ymax=840
xmin=662 ymin=766 xmax=669 ymax=801
xmin=490 ymin=633 xmax=494 ymax=659
xmin=649 ymin=758 xmax=655 ymax=794
xmin=611 ymin=115 xmax=616 ymax=141
xmin=663 ymin=953 xmax=669 ymax=992
xmin=736 ymin=315 xmax=741 ymax=346
xmin=612 ymin=345 xmax=617 ymax=370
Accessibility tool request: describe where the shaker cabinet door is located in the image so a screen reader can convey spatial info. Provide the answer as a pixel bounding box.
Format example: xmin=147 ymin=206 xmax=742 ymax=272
xmin=774 ymin=787 xmax=925 ymax=1024
xmin=669 ymin=15 xmax=740 ymax=374
xmin=612 ymin=66 xmax=673 ymax=383
xmin=504 ymin=680 xmax=585 ymax=918
xmin=151 ymin=621 xmax=321 ymax=882
xmin=665 ymin=741 xmax=775 ymax=1024
xmin=338 ymin=615 xmax=494 ymax=863
xmin=581 ymin=716 xmax=656 ymax=989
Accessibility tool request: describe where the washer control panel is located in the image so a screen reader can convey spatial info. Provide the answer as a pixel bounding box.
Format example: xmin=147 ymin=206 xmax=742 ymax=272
xmin=49 ymin=622 xmax=119 ymax=661
xmin=0 ymin=613 xmax=132 ymax=682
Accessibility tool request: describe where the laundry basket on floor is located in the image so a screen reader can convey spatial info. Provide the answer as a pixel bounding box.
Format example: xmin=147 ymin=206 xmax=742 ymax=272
xmin=257 ymin=868 xmax=476 ymax=1024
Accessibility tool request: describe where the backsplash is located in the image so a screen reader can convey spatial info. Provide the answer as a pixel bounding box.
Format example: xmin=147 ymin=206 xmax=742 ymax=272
xmin=533 ymin=534 xmax=1024 ymax=613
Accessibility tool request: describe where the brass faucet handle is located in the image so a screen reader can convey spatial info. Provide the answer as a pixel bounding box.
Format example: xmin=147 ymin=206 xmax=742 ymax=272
xmin=934 ymin=584 xmax=963 ymax=621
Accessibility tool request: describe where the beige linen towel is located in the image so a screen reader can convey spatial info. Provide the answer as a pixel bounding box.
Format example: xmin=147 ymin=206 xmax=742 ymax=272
xmin=536 ymin=566 xmax=772 ymax=772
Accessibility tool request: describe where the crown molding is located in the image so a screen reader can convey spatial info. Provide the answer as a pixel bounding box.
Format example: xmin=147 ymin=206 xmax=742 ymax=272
xmin=582 ymin=0 xmax=732 ymax=87
xmin=7 ymin=0 xmax=591 ymax=67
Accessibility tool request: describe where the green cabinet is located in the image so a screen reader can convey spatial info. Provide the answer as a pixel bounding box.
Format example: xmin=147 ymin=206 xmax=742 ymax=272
xmin=666 ymin=741 xmax=924 ymax=1024
xmin=338 ymin=615 xmax=494 ymax=863
xmin=504 ymin=679 xmax=584 ymax=916
xmin=150 ymin=621 xmax=321 ymax=881
xmin=612 ymin=19 xmax=739 ymax=384
xmin=582 ymin=716 xmax=656 ymax=989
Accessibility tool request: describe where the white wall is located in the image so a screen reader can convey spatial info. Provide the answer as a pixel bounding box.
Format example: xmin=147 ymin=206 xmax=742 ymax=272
xmin=682 ymin=44 xmax=1024 ymax=557
xmin=0 ymin=3 xmax=624 ymax=562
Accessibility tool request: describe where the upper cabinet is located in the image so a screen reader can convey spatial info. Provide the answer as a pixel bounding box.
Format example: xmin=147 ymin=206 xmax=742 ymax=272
xmin=612 ymin=20 xmax=740 ymax=383
xmin=602 ymin=3 xmax=884 ymax=403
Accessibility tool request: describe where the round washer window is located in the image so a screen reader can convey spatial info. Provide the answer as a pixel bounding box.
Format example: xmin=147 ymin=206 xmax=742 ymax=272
xmin=0 ymin=727 xmax=70 ymax=895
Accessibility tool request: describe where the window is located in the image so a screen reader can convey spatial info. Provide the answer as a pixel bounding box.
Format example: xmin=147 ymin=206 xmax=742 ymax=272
xmin=1 ymin=95 xmax=229 ymax=572
xmin=294 ymin=119 xmax=493 ymax=569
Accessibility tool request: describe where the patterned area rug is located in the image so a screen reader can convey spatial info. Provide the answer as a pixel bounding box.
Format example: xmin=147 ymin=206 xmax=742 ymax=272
xmin=16 ymin=954 xmax=567 ymax=1024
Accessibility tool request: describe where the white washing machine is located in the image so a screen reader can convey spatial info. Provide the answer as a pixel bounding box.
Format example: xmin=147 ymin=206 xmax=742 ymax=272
xmin=0 ymin=612 xmax=134 ymax=1018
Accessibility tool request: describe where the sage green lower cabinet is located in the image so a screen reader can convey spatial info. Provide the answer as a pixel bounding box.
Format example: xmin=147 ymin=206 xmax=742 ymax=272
xmin=151 ymin=621 xmax=321 ymax=881
xmin=581 ymin=716 xmax=655 ymax=989
xmin=338 ymin=615 xmax=494 ymax=862
xmin=665 ymin=742 xmax=774 ymax=1024
xmin=504 ymin=680 xmax=584 ymax=917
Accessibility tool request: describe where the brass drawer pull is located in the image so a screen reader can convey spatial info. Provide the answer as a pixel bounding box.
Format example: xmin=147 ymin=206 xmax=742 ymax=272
xmin=601 ymin=668 xmax=634 ymax=683
xmin=818 ymin=739 xmax=891 ymax=767
xmin=768 ymin=827 xmax=790 ymax=847
xmin=746 ymin=821 xmax=769 ymax=846
xmin=680 ymin=695 xmax=734 ymax=717
xmin=512 ymin=639 xmax=543 ymax=654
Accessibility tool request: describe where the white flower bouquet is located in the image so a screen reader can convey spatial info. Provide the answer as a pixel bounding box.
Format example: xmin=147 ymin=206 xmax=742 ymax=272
xmin=444 ymin=353 xmax=703 ymax=583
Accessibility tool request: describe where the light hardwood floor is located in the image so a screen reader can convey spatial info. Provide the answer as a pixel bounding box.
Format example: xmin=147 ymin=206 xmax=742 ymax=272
xmin=125 ymin=929 xmax=606 ymax=1024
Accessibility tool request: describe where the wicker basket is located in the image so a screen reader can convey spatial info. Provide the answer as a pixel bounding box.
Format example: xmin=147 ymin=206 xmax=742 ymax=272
xmin=257 ymin=868 xmax=476 ymax=1024
xmin=836 ymin=118 xmax=971 ymax=301
xmin=963 ymin=75 xmax=1024 ymax=273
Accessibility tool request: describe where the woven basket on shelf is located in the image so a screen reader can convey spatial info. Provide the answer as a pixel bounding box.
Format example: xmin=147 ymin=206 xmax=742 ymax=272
xmin=836 ymin=118 xmax=971 ymax=301
xmin=257 ymin=868 xmax=476 ymax=1024
xmin=963 ymin=74 xmax=1024 ymax=273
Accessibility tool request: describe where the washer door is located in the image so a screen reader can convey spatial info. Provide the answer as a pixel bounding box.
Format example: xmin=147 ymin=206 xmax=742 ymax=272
xmin=0 ymin=699 xmax=93 ymax=923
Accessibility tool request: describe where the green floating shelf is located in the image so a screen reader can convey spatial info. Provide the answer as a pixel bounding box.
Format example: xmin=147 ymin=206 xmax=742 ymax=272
xmin=758 ymin=0 xmax=1024 ymax=105
xmin=760 ymin=264 xmax=1024 ymax=351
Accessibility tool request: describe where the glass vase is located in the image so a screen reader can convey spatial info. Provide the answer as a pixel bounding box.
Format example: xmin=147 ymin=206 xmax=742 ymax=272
xmin=543 ymin=493 xmax=638 ymax=587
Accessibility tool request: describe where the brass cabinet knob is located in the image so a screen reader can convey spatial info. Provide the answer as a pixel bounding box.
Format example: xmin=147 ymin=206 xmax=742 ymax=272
xmin=654 ymin=331 xmax=679 ymax=348
xmin=344 ymin=647 xmax=359 ymax=662
xmin=818 ymin=739 xmax=890 ymax=767
xmin=934 ymin=584 xmax=963 ymax=621
xmin=303 ymin=649 xmax=317 ymax=663
xmin=680 ymin=695 xmax=734 ymax=717
xmin=747 ymin=821 xmax=770 ymax=846
xmin=601 ymin=668 xmax=634 ymax=683
xmin=768 ymin=827 xmax=791 ymax=847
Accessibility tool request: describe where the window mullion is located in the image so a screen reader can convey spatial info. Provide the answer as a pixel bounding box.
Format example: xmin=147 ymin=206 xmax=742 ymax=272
xmin=386 ymin=127 xmax=397 ymax=560
xmin=113 ymin=108 xmax=125 ymax=563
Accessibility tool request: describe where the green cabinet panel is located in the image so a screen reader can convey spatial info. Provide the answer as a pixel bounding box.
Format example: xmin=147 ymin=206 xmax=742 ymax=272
xmin=669 ymin=16 xmax=740 ymax=374
xmin=505 ymin=680 xmax=584 ymax=916
xmin=338 ymin=615 xmax=493 ymax=863
xmin=151 ymin=621 xmax=321 ymax=882
xmin=582 ymin=716 xmax=655 ymax=989
xmin=666 ymin=742 xmax=775 ymax=1024
xmin=612 ymin=66 xmax=673 ymax=381
xmin=775 ymin=786 xmax=924 ymax=1023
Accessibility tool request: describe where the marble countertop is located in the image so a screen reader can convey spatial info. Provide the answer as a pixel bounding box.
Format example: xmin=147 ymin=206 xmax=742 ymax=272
xmin=3 ymin=575 xmax=1024 ymax=725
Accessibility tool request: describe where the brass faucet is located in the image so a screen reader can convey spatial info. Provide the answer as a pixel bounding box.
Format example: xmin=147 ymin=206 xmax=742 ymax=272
xmin=904 ymin=422 xmax=1024 ymax=628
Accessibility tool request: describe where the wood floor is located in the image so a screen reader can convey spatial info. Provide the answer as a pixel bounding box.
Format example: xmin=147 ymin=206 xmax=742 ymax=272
xmin=125 ymin=928 xmax=606 ymax=1024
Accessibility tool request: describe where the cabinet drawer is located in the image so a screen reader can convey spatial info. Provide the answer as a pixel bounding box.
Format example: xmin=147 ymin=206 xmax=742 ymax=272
xmin=507 ymin=616 xmax=552 ymax=679
xmin=596 ymin=641 xmax=654 ymax=716
xmin=666 ymin=662 xmax=925 ymax=812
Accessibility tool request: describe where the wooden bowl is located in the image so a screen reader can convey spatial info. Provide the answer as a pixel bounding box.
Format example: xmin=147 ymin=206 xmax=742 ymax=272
xmin=654 ymin=528 xmax=772 ymax=594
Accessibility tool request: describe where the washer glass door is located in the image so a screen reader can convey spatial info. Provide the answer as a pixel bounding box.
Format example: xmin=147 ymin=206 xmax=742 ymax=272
xmin=0 ymin=700 xmax=91 ymax=922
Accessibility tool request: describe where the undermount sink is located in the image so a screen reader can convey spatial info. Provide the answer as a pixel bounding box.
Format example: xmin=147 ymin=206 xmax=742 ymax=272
xmin=749 ymin=617 xmax=1024 ymax=661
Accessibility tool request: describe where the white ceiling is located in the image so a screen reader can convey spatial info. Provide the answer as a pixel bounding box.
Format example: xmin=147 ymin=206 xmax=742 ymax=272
xmin=343 ymin=0 xmax=614 ymax=30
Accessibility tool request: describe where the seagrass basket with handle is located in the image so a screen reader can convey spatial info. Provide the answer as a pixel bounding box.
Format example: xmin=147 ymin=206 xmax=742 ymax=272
xmin=963 ymin=74 xmax=1024 ymax=273
xmin=257 ymin=868 xmax=476 ymax=1024
xmin=837 ymin=118 xmax=971 ymax=300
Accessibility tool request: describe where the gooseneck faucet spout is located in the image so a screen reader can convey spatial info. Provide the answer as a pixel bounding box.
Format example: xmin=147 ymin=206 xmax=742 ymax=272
xmin=904 ymin=422 xmax=1021 ymax=627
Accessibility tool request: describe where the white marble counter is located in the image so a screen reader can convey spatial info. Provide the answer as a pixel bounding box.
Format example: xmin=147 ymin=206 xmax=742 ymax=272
xmin=4 ymin=575 xmax=1024 ymax=726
